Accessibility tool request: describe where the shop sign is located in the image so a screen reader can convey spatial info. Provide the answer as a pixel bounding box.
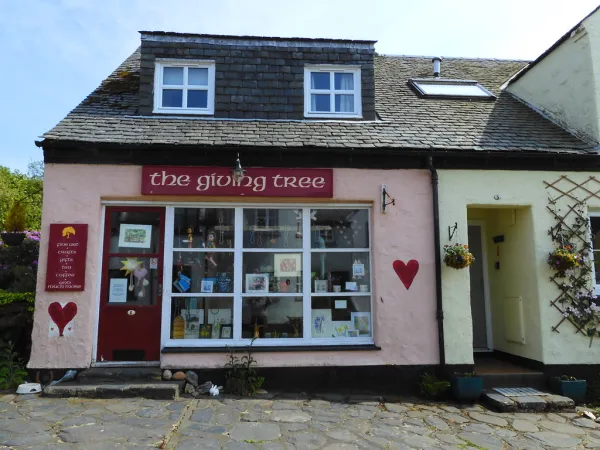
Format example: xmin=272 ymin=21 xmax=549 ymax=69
xmin=45 ymin=224 xmax=88 ymax=291
xmin=141 ymin=166 xmax=333 ymax=197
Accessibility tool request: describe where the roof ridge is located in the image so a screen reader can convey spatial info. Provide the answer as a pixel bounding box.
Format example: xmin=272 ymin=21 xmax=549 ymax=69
xmin=378 ymin=54 xmax=531 ymax=63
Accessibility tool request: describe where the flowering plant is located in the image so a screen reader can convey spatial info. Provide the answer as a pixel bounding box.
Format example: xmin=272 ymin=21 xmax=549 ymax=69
xmin=548 ymin=243 xmax=582 ymax=277
xmin=443 ymin=243 xmax=475 ymax=269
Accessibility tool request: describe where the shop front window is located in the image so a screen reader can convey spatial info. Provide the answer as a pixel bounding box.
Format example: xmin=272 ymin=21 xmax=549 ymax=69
xmin=166 ymin=206 xmax=372 ymax=346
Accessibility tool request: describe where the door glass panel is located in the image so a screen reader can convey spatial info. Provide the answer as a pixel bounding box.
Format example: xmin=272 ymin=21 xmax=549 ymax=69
xmin=108 ymin=211 xmax=161 ymax=254
xmin=106 ymin=256 xmax=158 ymax=305
xmin=170 ymin=297 xmax=233 ymax=339
xmin=311 ymin=209 xmax=369 ymax=249
xmin=174 ymin=208 xmax=235 ymax=249
xmin=172 ymin=252 xmax=234 ymax=293
xmin=242 ymin=297 xmax=303 ymax=339
xmin=311 ymin=252 xmax=370 ymax=293
xmin=311 ymin=296 xmax=371 ymax=338
xmin=243 ymin=208 xmax=302 ymax=249
xmin=242 ymin=252 xmax=302 ymax=294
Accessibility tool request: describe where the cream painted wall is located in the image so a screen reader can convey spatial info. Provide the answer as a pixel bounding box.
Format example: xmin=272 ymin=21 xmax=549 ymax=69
xmin=507 ymin=11 xmax=600 ymax=143
xmin=442 ymin=170 xmax=600 ymax=366
xmin=29 ymin=164 xmax=438 ymax=369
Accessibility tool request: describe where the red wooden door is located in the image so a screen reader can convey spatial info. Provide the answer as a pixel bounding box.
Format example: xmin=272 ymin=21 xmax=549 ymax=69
xmin=97 ymin=207 xmax=165 ymax=362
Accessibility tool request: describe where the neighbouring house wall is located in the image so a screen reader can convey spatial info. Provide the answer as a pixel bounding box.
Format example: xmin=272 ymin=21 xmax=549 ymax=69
xmin=507 ymin=11 xmax=600 ymax=144
xmin=29 ymin=164 xmax=438 ymax=369
xmin=441 ymin=170 xmax=600 ymax=366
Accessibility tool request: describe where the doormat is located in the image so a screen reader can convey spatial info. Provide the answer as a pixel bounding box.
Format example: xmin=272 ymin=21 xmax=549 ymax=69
xmin=493 ymin=387 xmax=549 ymax=397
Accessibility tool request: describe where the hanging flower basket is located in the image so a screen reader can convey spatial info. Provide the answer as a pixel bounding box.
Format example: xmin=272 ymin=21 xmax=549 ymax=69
xmin=443 ymin=243 xmax=475 ymax=269
xmin=548 ymin=244 xmax=582 ymax=276
xmin=0 ymin=232 xmax=26 ymax=246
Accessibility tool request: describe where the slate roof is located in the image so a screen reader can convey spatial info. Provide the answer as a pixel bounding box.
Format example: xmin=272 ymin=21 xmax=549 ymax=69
xmin=42 ymin=48 xmax=593 ymax=154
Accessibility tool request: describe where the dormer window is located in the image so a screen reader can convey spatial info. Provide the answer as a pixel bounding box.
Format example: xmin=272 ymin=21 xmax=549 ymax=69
xmin=153 ymin=61 xmax=215 ymax=114
xmin=304 ymin=66 xmax=362 ymax=118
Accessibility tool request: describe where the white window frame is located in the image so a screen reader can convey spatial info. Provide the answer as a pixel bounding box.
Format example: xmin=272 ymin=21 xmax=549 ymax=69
xmin=304 ymin=66 xmax=362 ymax=119
xmin=589 ymin=213 xmax=600 ymax=296
xmin=161 ymin=203 xmax=374 ymax=348
xmin=153 ymin=60 xmax=216 ymax=115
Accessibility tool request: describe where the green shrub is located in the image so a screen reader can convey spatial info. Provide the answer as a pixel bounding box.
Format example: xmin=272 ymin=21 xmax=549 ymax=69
xmin=225 ymin=340 xmax=264 ymax=396
xmin=0 ymin=341 xmax=28 ymax=390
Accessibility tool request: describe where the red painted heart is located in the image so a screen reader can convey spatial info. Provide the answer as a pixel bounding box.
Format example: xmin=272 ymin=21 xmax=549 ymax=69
xmin=393 ymin=260 xmax=420 ymax=290
xmin=48 ymin=302 xmax=77 ymax=337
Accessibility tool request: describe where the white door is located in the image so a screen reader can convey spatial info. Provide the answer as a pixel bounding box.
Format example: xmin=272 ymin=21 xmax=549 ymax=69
xmin=468 ymin=222 xmax=492 ymax=351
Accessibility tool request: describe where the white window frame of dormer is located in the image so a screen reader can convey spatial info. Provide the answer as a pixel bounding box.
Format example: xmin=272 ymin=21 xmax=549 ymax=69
xmin=304 ymin=66 xmax=362 ymax=119
xmin=153 ymin=60 xmax=216 ymax=115
xmin=589 ymin=213 xmax=600 ymax=296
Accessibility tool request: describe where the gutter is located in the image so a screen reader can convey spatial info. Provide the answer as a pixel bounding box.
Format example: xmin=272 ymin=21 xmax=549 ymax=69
xmin=427 ymin=156 xmax=446 ymax=371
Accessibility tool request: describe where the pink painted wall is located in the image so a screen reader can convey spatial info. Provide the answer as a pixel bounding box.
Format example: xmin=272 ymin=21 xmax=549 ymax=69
xmin=29 ymin=165 xmax=437 ymax=369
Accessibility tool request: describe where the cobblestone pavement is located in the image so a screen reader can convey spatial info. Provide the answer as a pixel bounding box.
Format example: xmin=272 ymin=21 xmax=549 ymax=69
xmin=2 ymin=393 xmax=600 ymax=449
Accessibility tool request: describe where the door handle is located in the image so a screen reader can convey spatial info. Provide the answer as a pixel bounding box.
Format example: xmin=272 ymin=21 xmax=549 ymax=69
xmin=127 ymin=310 xmax=136 ymax=316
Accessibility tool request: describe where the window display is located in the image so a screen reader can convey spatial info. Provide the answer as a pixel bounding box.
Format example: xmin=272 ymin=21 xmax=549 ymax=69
xmin=166 ymin=206 xmax=372 ymax=345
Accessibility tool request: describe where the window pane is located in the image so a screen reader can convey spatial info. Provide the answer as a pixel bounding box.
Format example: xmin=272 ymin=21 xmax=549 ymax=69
xmin=171 ymin=297 xmax=233 ymax=339
xmin=108 ymin=211 xmax=161 ymax=254
xmin=106 ymin=257 xmax=158 ymax=306
xmin=172 ymin=252 xmax=234 ymax=293
xmin=311 ymin=209 xmax=369 ymax=248
xmin=174 ymin=208 xmax=235 ymax=249
xmin=334 ymin=73 xmax=354 ymax=90
xmin=311 ymin=252 xmax=370 ymax=293
xmin=188 ymin=68 xmax=209 ymax=86
xmin=310 ymin=72 xmax=330 ymax=90
xmin=243 ymin=209 xmax=302 ymax=249
xmin=187 ymin=90 xmax=208 ymax=108
xmin=335 ymin=94 xmax=354 ymax=113
xmin=242 ymin=297 xmax=303 ymax=339
xmin=591 ymin=217 xmax=600 ymax=250
xmin=162 ymin=89 xmax=183 ymax=107
xmin=311 ymin=296 xmax=371 ymax=338
xmin=311 ymin=94 xmax=330 ymax=112
xmin=595 ymin=252 xmax=600 ymax=285
xmin=242 ymin=253 xmax=302 ymax=293
xmin=163 ymin=67 xmax=183 ymax=85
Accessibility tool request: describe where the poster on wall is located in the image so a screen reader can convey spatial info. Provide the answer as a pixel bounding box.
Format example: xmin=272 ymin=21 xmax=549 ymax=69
xmin=45 ymin=224 xmax=88 ymax=291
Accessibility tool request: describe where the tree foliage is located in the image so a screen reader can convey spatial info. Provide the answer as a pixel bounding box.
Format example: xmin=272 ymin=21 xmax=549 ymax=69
xmin=0 ymin=162 xmax=43 ymax=231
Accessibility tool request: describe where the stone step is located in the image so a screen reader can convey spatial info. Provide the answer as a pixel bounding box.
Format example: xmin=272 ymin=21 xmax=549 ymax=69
xmin=480 ymin=372 xmax=546 ymax=390
xmin=76 ymin=367 xmax=163 ymax=383
xmin=42 ymin=381 xmax=183 ymax=400
xmin=482 ymin=390 xmax=575 ymax=413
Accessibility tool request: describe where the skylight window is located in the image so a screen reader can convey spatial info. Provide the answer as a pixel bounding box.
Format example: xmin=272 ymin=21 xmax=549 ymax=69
xmin=410 ymin=79 xmax=495 ymax=100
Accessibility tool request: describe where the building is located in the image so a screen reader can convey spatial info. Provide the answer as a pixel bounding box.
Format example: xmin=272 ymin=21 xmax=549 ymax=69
xmin=29 ymin=27 xmax=600 ymax=389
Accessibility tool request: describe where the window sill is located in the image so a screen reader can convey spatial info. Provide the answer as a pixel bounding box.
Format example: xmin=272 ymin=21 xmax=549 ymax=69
xmin=152 ymin=108 xmax=215 ymax=115
xmin=162 ymin=344 xmax=381 ymax=353
xmin=304 ymin=113 xmax=363 ymax=120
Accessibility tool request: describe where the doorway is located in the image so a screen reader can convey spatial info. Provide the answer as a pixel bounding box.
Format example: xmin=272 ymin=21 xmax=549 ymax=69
xmin=96 ymin=207 xmax=165 ymax=362
xmin=468 ymin=221 xmax=492 ymax=352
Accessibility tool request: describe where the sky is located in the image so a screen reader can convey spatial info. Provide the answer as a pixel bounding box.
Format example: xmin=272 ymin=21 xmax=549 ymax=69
xmin=1 ymin=0 xmax=599 ymax=172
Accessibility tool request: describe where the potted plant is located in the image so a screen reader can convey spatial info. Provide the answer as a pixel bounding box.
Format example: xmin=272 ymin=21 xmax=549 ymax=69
xmin=547 ymin=244 xmax=582 ymax=277
xmin=549 ymin=375 xmax=587 ymax=402
xmin=451 ymin=372 xmax=483 ymax=402
xmin=1 ymin=202 xmax=27 ymax=246
xmin=443 ymin=243 xmax=475 ymax=269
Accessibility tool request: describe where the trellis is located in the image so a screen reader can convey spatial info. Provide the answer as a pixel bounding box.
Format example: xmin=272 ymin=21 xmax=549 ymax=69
xmin=545 ymin=175 xmax=600 ymax=347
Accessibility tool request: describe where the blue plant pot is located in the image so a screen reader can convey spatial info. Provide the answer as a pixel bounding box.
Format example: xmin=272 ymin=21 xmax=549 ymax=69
xmin=452 ymin=376 xmax=483 ymax=402
xmin=549 ymin=377 xmax=587 ymax=402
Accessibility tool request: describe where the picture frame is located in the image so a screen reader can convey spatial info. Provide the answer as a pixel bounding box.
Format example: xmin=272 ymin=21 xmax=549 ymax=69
xmin=351 ymin=312 xmax=371 ymax=336
xmin=199 ymin=324 xmax=212 ymax=339
xmin=314 ymin=279 xmax=328 ymax=293
xmin=245 ymin=273 xmax=269 ymax=294
xmin=352 ymin=262 xmax=365 ymax=277
xmin=345 ymin=281 xmax=358 ymax=292
xmin=182 ymin=309 xmax=204 ymax=339
xmin=274 ymin=253 xmax=302 ymax=277
xmin=118 ymin=224 xmax=152 ymax=249
xmin=201 ymin=279 xmax=214 ymax=293
xmin=346 ymin=330 xmax=359 ymax=337
xmin=220 ymin=325 xmax=232 ymax=339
